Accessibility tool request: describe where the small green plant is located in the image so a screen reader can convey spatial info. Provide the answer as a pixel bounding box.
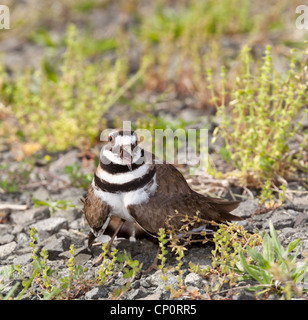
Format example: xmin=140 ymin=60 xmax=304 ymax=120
xmin=97 ymin=244 xmax=118 ymax=285
xmin=67 ymin=244 xmax=76 ymax=275
xmin=239 ymin=221 xmax=308 ymax=299
xmin=157 ymin=213 xmax=214 ymax=298
xmin=210 ymin=222 xmax=262 ymax=289
xmin=0 ymin=230 xmax=93 ymax=300
xmin=210 ymin=45 xmax=308 ymax=201
xmin=0 ymin=24 xmax=142 ymax=152
xmin=188 ymin=260 xmax=210 ymax=274
xmin=25 ymin=227 xmax=55 ymax=298
xmin=57 ymin=244 xmax=91 ymax=300
xmin=0 ymin=161 xmax=33 ymax=193
xmin=64 ymin=163 xmax=93 ymax=189
xmin=40 ymin=248 xmax=51 ymax=289
xmin=1 ymin=227 xmax=55 ymax=300
xmin=32 ymin=197 xmax=78 ymax=214
xmin=110 ymin=251 xmax=143 ymax=300
xmin=29 ymin=227 xmax=39 ymax=264
xmin=64 ymin=244 xmax=76 ymax=299
xmin=122 ymin=255 xmax=143 ymax=281
xmin=168 ymin=245 xmax=187 ymax=299
xmin=157 ymin=228 xmax=168 ymax=282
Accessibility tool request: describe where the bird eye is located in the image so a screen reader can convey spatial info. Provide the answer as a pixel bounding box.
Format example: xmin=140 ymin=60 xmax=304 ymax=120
xmin=109 ymin=136 xmax=115 ymax=145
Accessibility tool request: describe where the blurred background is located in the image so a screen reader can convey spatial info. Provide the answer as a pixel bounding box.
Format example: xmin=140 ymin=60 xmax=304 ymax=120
xmin=0 ymin=0 xmax=307 ymax=202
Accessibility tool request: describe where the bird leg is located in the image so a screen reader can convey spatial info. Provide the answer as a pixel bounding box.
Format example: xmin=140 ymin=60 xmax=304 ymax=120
xmin=142 ymin=246 xmax=160 ymax=275
xmin=93 ymin=219 xmax=125 ymax=266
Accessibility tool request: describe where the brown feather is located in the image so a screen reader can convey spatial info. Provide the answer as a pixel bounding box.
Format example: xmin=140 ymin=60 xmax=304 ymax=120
xmin=83 ymin=185 xmax=110 ymax=233
xmin=128 ymin=191 xmax=241 ymax=236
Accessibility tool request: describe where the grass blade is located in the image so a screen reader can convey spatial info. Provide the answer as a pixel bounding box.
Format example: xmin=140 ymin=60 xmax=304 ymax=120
xmin=4 ymin=282 xmax=20 ymax=300
xmin=247 ymin=246 xmax=270 ymax=269
xmin=269 ymin=220 xmax=284 ymax=257
xmin=239 ymin=250 xmax=264 ymax=284
xmin=263 ymin=233 xmax=274 ymax=263
xmin=287 ymin=238 xmax=301 ymax=254
xmin=16 ymin=270 xmax=38 ymax=300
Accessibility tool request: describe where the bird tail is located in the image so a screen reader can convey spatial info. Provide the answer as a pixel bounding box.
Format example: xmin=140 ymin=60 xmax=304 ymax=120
xmin=214 ymin=200 xmax=242 ymax=221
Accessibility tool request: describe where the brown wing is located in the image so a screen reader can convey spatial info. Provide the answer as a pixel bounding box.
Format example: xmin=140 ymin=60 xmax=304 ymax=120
xmin=83 ymin=185 xmax=110 ymax=248
xmin=141 ymin=149 xmax=192 ymax=194
xmin=128 ymin=192 xmax=241 ymax=237
xmin=155 ymin=163 xmax=193 ymax=194
xmin=83 ymin=185 xmax=110 ymax=231
xmin=142 ymin=149 xmax=192 ymax=194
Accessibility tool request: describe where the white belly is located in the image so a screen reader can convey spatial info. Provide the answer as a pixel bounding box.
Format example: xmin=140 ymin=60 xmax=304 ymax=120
xmin=92 ymin=175 xmax=157 ymax=223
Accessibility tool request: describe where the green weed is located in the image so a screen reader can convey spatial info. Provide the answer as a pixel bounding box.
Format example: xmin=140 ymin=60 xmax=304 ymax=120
xmin=0 ymin=24 xmax=142 ymax=153
xmin=210 ymin=45 xmax=308 ymax=201
xmin=239 ymin=221 xmax=308 ymax=299
xmin=64 ymin=163 xmax=93 ymax=190
xmin=211 ymin=223 xmax=263 ymax=288
xmin=109 ymin=250 xmax=143 ymax=300
xmin=157 ymin=228 xmax=168 ymax=282
xmin=0 ymin=161 xmax=33 ymax=193
xmin=32 ymin=197 xmax=77 ymax=214
xmin=97 ymin=243 xmax=118 ymax=285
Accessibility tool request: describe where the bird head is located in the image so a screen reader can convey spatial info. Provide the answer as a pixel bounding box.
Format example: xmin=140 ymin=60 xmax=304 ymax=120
xmin=102 ymin=129 xmax=141 ymax=171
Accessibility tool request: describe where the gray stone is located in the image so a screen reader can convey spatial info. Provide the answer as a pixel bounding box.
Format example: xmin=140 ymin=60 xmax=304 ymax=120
xmin=140 ymin=277 xmax=153 ymax=288
xmin=153 ymin=286 xmax=171 ymax=300
xmin=0 ymin=234 xmax=15 ymax=245
xmin=85 ymin=286 xmax=109 ymax=300
xmin=32 ymin=187 xmax=50 ymax=202
xmin=147 ymin=270 xmax=177 ymax=288
xmin=231 ymin=199 xmax=259 ymax=219
xmin=10 ymin=207 xmax=50 ymax=225
xmin=184 ymin=273 xmax=203 ymax=287
xmin=270 ymin=214 xmax=295 ymax=230
xmin=138 ymin=292 xmax=161 ymax=300
xmin=13 ymin=253 xmax=32 ymax=265
xmin=52 ymin=188 xmax=85 ymax=206
xmin=69 ymin=218 xmax=84 ymax=230
xmin=16 ymin=233 xmax=30 ymax=248
xmin=0 ymin=224 xmax=11 ymax=237
xmin=165 ymin=272 xmax=177 ymax=287
xmin=30 ymin=217 xmax=68 ymax=234
xmin=59 ymin=246 xmax=91 ymax=265
xmin=131 ymin=280 xmax=141 ymax=289
xmin=125 ymin=287 xmax=149 ymax=300
xmin=186 ymin=246 xmax=212 ymax=267
xmin=54 ymin=208 xmax=83 ymax=223
xmin=0 ymin=241 xmax=17 ymax=259
xmin=12 ymin=224 xmax=25 ymax=235
xmin=293 ymin=195 xmax=308 ymax=206
xmin=233 ymin=290 xmax=256 ymax=300
xmin=48 ymin=150 xmax=79 ymax=173
xmin=294 ymin=213 xmax=308 ymax=227
xmin=41 ymin=235 xmax=71 ymax=260
xmin=75 ymin=253 xmax=92 ymax=265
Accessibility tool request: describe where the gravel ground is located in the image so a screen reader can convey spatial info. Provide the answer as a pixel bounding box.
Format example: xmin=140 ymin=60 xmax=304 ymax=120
xmin=0 ymin=148 xmax=307 ymax=300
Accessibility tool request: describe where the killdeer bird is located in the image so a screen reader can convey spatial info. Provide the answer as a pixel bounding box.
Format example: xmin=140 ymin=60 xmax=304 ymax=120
xmin=83 ymin=128 xmax=241 ymax=269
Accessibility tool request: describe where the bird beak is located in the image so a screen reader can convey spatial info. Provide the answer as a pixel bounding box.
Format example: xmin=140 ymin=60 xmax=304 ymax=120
xmin=121 ymin=146 xmax=133 ymax=171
